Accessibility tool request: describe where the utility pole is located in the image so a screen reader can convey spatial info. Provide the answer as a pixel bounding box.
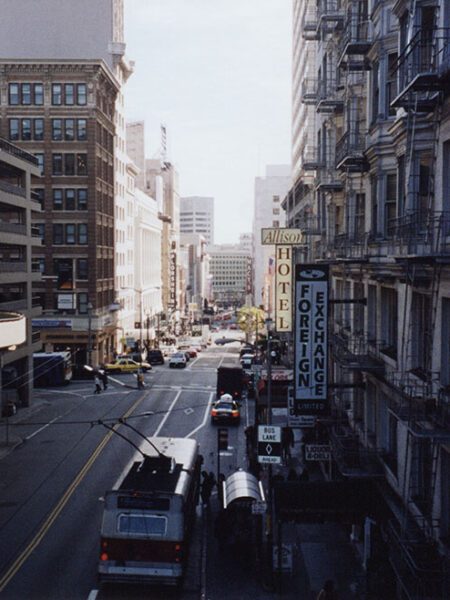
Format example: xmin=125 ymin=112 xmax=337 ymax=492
xmin=265 ymin=315 xmax=274 ymax=590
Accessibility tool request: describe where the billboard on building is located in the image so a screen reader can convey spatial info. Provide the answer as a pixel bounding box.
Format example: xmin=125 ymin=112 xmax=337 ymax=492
xmin=294 ymin=265 xmax=328 ymax=415
xmin=169 ymin=250 xmax=177 ymax=309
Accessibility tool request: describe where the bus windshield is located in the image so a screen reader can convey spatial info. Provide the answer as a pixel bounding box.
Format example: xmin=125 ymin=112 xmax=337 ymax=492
xmin=118 ymin=514 xmax=167 ymax=536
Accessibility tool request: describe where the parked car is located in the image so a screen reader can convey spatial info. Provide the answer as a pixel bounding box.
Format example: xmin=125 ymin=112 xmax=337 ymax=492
xmin=146 ymin=349 xmax=164 ymax=365
xmin=169 ymin=353 xmax=187 ymax=368
xmin=186 ymin=348 xmax=198 ymax=358
xmin=240 ymin=353 xmax=255 ymax=369
xmin=229 ymin=323 xmax=237 ymax=330
xmin=211 ymin=395 xmax=240 ymax=425
xmin=162 ymin=345 xmax=177 ymax=357
xmin=118 ymin=352 xmax=146 ymax=363
xmin=104 ymin=358 xmax=152 ymax=374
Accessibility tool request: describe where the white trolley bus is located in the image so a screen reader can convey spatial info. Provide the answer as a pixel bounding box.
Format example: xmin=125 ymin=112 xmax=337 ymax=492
xmin=98 ymin=437 xmax=201 ymax=586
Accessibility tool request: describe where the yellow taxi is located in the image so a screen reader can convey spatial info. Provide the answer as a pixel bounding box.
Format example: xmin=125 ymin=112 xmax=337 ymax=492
xmin=104 ymin=358 xmax=152 ymax=374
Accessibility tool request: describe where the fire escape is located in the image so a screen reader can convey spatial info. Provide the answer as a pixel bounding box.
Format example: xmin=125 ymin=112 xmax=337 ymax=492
xmin=379 ymin=18 xmax=450 ymax=598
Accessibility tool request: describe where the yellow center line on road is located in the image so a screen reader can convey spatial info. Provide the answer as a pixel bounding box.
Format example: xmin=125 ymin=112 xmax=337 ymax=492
xmin=0 ymin=393 xmax=146 ymax=592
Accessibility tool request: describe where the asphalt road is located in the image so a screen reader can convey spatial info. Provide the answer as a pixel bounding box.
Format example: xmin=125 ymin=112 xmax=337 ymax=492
xmin=0 ymin=335 xmax=247 ymax=600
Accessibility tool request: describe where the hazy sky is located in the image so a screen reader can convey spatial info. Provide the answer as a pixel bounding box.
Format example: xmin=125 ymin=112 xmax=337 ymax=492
xmin=124 ymin=0 xmax=292 ymax=244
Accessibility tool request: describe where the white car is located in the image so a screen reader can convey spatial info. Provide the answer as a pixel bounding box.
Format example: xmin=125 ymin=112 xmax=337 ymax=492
xmin=169 ymin=352 xmax=187 ymax=368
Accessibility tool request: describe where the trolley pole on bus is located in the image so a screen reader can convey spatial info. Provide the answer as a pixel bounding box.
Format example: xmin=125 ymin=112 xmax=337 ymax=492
xmin=87 ymin=302 xmax=93 ymax=366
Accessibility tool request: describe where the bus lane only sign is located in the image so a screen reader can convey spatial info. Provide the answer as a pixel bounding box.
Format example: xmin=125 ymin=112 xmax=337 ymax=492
xmin=257 ymin=425 xmax=281 ymax=464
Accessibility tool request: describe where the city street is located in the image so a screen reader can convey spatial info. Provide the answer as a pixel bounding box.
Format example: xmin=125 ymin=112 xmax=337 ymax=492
xmin=0 ymin=337 xmax=364 ymax=600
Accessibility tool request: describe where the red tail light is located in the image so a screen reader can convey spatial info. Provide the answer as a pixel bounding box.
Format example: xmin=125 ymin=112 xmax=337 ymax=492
xmin=232 ymin=411 xmax=239 ymax=418
xmin=211 ymin=410 xmax=217 ymax=416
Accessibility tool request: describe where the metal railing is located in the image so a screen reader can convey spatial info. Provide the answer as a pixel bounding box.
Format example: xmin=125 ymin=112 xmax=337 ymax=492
xmin=0 ymin=179 xmax=26 ymax=198
xmin=0 ymin=221 xmax=26 ymax=235
xmin=0 ymin=136 xmax=39 ymax=166
xmin=335 ymin=130 xmax=367 ymax=168
xmin=0 ymin=262 xmax=26 ymax=272
xmin=387 ymin=210 xmax=450 ymax=256
xmin=396 ymin=27 xmax=450 ymax=95
xmin=301 ymin=146 xmax=325 ymax=171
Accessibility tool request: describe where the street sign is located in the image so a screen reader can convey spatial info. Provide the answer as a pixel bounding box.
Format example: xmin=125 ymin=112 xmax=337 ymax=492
xmin=305 ymin=444 xmax=331 ymax=461
xmin=257 ymin=425 xmax=281 ymax=464
xmin=288 ymin=387 xmax=316 ymax=427
xmin=273 ymin=543 xmax=293 ymax=572
xmin=251 ymin=500 xmax=267 ymax=515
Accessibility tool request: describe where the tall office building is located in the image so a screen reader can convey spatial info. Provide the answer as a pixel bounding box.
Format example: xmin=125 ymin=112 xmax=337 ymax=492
xmin=0 ymin=0 xmax=132 ymax=367
xmin=252 ymin=165 xmax=291 ymax=309
xmin=180 ymin=196 xmax=214 ymax=247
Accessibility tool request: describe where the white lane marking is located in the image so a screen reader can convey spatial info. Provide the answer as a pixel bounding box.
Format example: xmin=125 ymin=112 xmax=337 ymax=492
xmin=184 ymin=408 xmax=194 ymax=415
xmin=186 ymin=392 xmax=215 ymax=438
xmin=87 ymin=590 xmax=98 ymax=600
xmin=25 ymin=415 xmax=61 ymax=441
xmin=153 ymin=390 xmax=182 ymax=436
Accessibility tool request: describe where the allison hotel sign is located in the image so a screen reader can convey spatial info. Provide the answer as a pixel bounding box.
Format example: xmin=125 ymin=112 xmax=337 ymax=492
xmin=261 ymin=229 xmax=329 ymax=416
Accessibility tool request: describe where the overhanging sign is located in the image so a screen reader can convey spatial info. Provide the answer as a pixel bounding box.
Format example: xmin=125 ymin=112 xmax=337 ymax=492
xmin=257 ymin=425 xmax=281 ymax=464
xmin=294 ymin=265 xmax=328 ymax=415
xmin=275 ymin=245 xmax=292 ymax=332
xmin=261 ymin=228 xmax=303 ymax=245
xmin=305 ymin=444 xmax=331 ymax=461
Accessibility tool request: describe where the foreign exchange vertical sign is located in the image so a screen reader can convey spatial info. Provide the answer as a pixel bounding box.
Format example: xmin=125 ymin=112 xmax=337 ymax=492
xmin=275 ymin=245 xmax=292 ymax=332
xmin=295 ymin=265 xmax=328 ymax=415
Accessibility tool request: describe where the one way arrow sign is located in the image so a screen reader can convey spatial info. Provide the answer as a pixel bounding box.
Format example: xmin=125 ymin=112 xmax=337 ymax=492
xmin=257 ymin=425 xmax=281 ymax=464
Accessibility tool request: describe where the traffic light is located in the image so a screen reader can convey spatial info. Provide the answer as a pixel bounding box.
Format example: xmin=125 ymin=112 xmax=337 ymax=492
xmin=218 ymin=428 xmax=228 ymax=451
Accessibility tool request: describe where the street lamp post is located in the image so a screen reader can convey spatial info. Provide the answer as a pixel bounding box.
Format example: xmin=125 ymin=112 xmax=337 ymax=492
xmin=265 ymin=316 xmax=274 ymax=590
xmin=87 ymin=301 xmax=93 ymax=366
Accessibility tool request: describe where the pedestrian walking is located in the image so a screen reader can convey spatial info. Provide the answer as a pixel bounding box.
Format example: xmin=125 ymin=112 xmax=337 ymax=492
xmin=137 ymin=367 xmax=144 ymax=389
xmin=94 ymin=375 xmax=101 ymax=394
xmin=200 ymin=471 xmax=212 ymax=506
xmin=316 ymin=579 xmax=338 ymax=600
xmin=281 ymin=425 xmax=294 ymax=463
xmin=100 ymin=369 xmax=108 ymax=390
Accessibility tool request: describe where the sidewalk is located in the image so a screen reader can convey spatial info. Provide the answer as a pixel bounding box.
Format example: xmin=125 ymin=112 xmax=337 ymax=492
xmin=219 ymin=397 xmax=368 ymax=600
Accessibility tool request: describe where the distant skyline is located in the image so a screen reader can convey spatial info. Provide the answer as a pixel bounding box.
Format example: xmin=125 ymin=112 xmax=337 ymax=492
xmin=124 ymin=0 xmax=292 ymax=244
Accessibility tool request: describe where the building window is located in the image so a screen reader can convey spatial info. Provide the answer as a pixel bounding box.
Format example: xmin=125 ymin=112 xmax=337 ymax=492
xmin=65 ymin=189 xmax=75 ymax=210
xmin=52 ymin=83 xmax=62 ymax=105
xmin=272 ymin=220 xmax=279 ymax=227
xmin=9 ymin=119 xmax=19 ymax=141
xmin=8 ymin=83 xmax=19 ymax=105
xmin=53 ymin=189 xmax=63 ymax=210
xmin=77 ymin=119 xmax=87 ymax=140
xmin=273 ymin=208 xmax=280 ymax=215
xmin=53 ymin=224 xmax=64 ymax=245
xmin=35 ymin=153 xmax=44 ymax=175
xmin=367 ymin=284 xmax=377 ymax=342
xmin=78 ymin=292 xmax=88 ymax=313
xmin=77 ymin=154 xmax=87 ymax=175
xmin=34 ymin=119 xmax=44 ymax=141
xmin=21 ymin=83 xmax=31 ymax=105
xmin=33 ymin=188 xmax=45 ymax=209
xmin=65 ymin=153 xmax=75 ymax=176
xmin=371 ymin=62 xmax=379 ymax=124
xmin=77 ymin=84 xmax=87 ymax=105
xmin=64 ymin=119 xmax=75 ymax=141
xmin=77 ymin=189 xmax=87 ymax=210
xmin=52 ymin=119 xmax=63 ymax=141
xmin=385 ymin=173 xmax=397 ymax=237
xmin=386 ymin=53 xmax=398 ymax=117
xmin=273 ymin=195 xmax=280 ymax=202
xmin=370 ymin=176 xmax=378 ymax=236
xmin=77 ymin=258 xmax=88 ymax=280
xmin=21 ymin=119 xmax=31 ymax=140
xmin=78 ymin=224 xmax=88 ymax=244
xmin=64 ymin=83 xmax=74 ymax=105
xmin=355 ymin=193 xmax=365 ymax=238
xmin=35 ymin=223 xmax=45 ymax=242
xmin=380 ymin=287 xmax=397 ymax=359
xmin=411 ymin=292 xmax=431 ymax=375
xmin=65 ymin=224 xmax=76 ymax=244
xmin=34 ymin=83 xmax=44 ymax=105
xmin=52 ymin=154 xmax=63 ymax=175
